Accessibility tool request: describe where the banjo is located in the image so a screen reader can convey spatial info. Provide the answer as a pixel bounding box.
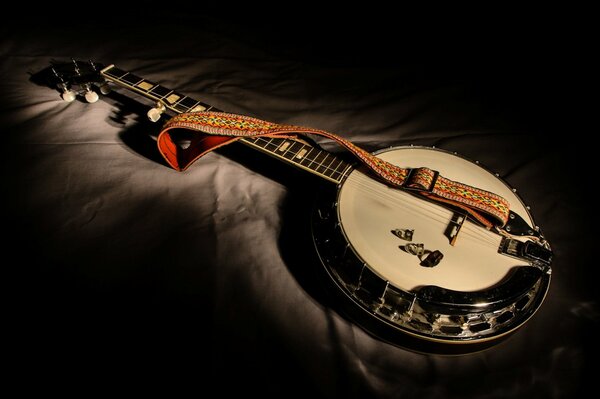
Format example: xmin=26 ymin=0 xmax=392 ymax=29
xmin=40 ymin=60 xmax=553 ymax=348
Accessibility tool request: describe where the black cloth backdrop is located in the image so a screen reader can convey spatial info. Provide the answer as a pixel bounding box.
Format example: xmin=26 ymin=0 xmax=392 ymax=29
xmin=2 ymin=11 xmax=596 ymax=397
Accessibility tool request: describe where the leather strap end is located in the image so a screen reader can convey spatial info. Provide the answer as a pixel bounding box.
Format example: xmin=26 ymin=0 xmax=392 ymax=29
xmin=157 ymin=128 xmax=238 ymax=171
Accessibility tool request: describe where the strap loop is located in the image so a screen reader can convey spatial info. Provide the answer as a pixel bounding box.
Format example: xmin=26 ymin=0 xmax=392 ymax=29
xmin=403 ymin=167 xmax=439 ymax=193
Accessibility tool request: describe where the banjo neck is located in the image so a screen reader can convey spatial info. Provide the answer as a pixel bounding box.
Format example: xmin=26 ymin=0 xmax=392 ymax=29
xmin=100 ymin=64 xmax=353 ymax=184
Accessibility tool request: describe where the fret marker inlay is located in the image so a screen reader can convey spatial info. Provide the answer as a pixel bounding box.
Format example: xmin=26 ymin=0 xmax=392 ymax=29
xmin=296 ymin=148 xmax=308 ymax=159
xmin=166 ymin=94 xmax=181 ymax=104
xmin=137 ymin=81 xmax=154 ymax=90
xmin=191 ymin=105 xmax=206 ymax=112
xmin=278 ymin=142 xmax=291 ymax=152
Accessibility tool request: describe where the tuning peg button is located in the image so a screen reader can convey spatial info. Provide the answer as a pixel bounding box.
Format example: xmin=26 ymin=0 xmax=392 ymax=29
xmin=99 ymin=83 xmax=111 ymax=95
xmin=62 ymin=89 xmax=77 ymax=102
xmin=147 ymin=103 xmax=165 ymax=122
xmin=147 ymin=108 xmax=163 ymax=122
xmin=85 ymin=90 xmax=99 ymax=103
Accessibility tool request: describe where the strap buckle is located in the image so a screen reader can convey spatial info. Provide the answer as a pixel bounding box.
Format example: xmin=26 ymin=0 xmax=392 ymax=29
xmin=403 ymin=168 xmax=439 ymax=193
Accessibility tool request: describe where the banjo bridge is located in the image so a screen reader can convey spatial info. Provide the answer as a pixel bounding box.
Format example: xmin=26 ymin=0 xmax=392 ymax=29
xmin=445 ymin=212 xmax=467 ymax=246
xmin=498 ymin=237 xmax=553 ymax=268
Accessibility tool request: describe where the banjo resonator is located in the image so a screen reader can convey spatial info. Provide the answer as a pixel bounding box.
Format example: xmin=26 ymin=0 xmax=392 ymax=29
xmin=312 ymin=146 xmax=552 ymax=344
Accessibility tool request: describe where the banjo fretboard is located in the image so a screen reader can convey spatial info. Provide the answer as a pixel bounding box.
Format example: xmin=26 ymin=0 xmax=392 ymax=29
xmin=101 ymin=65 xmax=353 ymax=184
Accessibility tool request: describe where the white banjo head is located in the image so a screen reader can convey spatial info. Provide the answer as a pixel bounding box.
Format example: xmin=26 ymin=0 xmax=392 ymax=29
xmin=338 ymin=147 xmax=530 ymax=292
xmin=312 ymin=146 xmax=551 ymax=346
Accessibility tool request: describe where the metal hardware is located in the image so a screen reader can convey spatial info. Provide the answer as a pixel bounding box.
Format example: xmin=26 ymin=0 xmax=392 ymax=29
xmin=403 ymin=168 xmax=439 ymax=193
xmin=498 ymin=238 xmax=553 ymax=267
xmin=402 ymin=243 xmax=425 ymax=256
xmin=392 ymin=228 xmax=414 ymax=241
xmin=446 ymin=213 xmax=466 ymax=246
xmin=421 ymin=250 xmax=444 ymax=267
xmin=503 ymin=211 xmax=542 ymax=239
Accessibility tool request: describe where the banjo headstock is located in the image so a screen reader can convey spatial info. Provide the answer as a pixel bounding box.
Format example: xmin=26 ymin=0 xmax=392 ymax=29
xmin=40 ymin=59 xmax=110 ymax=103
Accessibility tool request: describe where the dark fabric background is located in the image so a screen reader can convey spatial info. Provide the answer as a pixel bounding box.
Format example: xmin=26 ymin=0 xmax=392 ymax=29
xmin=3 ymin=10 xmax=596 ymax=397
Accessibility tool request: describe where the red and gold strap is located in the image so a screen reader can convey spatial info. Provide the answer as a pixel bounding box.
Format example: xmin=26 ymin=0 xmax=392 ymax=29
xmin=157 ymin=111 xmax=510 ymax=227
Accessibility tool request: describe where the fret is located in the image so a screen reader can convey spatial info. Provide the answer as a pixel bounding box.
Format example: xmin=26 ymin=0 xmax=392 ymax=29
xmin=120 ymin=73 xmax=144 ymax=86
xmin=242 ymin=136 xmax=259 ymax=144
xmin=149 ymin=85 xmax=171 ymax=98
xmin=337 ymin=163 xmax=353 ymax=181
xmin=178 ymin=97 xmax=198 ymax=108
xmin=297 ymin=147 xmax=317 ymax=168
xmin=305 ymin=149 xmax=334 ymax=175
xmin=298 ymin=147 xmax=351 ymax=183
xmin=178 ymin=97 xmax=200 ymax=111
xmin=301 ymin=147 xmax=318 ymax=165
xmin=103 ymin=66 xmax=127 ymax=79
xmin=172 ymin=103 xmax=188 ymax=113
xmin=276 ymin=140 xmax=292 ymax=154
xmin=323 ymin=157 xmax=345 ymax=178
xmin=295 ymin=147 xmax=309 ymax=160
xmin=308 ymin=151 xmax=330 ymax=171
xmin=301 ymin=148 xmax=331 ymax=175
xmin=247 ymin=136 xmax=265 ymax=148
xmin=335 ymin=161 xmax=352 ymax=180
xmin=282 ymin=141 xmax=306 ymax=161
xmin=291 ymin=145 xmax=332 ymax=173
xmin=258 ymin=137 xmax=281 ymax=152
xmin=316 ymin=154 xmax=336 ymax=175
xmin=171 ymin=96 xmax=192 ymax=113
xmin=292 ymin=143 xmax=309 ymax=160
xmin=324 ymin=158 xmax=343 ymax=177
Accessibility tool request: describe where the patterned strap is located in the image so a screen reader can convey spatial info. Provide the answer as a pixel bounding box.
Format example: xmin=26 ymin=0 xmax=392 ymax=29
xmin=157 ymin=111 xmax=510 ymax=227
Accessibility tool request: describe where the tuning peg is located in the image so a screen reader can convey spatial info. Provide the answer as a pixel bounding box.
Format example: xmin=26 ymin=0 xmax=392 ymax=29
xmin=147 ymin=102 xmax=166 ymax=122
xmin=88 ymin=60 xmax=111 ymax=95
xmin=99 ymin=83 xmax=111 ymax=95
xmin=84 ymin=86 xmax=99 ymax=103
xmin=52 ymin=67 xmax=76 ymax=102
xmin=61 ymin=90 xmax=77 ymax=102
xmin=61 ymin=89 xmax=76 ymax=102
xmin=85 ymin=90 xmax=99 ymax=103
xmin=71 ymin=58 xmax=81 ymax=76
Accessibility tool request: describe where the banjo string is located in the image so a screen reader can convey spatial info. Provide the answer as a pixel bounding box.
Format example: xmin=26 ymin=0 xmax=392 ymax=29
xmin=343 ymin=175 xmax=502 ymax=248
